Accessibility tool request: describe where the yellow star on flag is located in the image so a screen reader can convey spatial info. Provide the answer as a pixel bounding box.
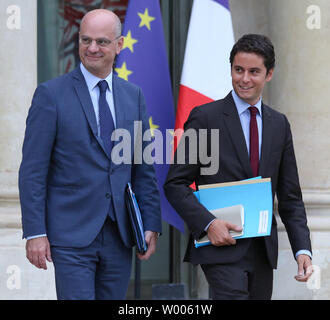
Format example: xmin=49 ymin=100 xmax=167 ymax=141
xmin=115 ymin=62 xmax=133 ymax=81
xmin=122 ymin=30 xmax=138 ymax=53
xmin=138 ymin=8 xmax=155 ymax=30
xmin=149 ymin=116 xmax=159 ymax=137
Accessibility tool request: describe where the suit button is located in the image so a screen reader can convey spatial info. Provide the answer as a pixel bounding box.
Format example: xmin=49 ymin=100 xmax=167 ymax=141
xmin=105 ymin=193 xmax=111 ymax=199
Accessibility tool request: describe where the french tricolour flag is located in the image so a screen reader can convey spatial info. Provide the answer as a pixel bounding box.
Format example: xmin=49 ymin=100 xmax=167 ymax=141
xmin=175 ymin=0 xmax=235 ymax=134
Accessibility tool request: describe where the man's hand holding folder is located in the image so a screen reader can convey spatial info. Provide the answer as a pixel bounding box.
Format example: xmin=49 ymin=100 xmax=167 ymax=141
xmin=126 ymin=182 xmax=159 ymax=261
xmin=207 ymin=219 xmax=243 ymax=246
xmin=136 ymin=231 xmax=158 ymax=260
xmin=194 ymin=177 xmax=273 ymax=248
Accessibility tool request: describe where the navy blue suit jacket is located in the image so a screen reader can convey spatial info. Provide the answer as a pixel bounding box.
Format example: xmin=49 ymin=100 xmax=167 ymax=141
xmin=19 ymin=66 xmax=162 ymax=248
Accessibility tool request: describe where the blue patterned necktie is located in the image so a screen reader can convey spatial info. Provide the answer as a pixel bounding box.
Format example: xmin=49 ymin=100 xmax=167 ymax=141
xmin=97 ymin=80 xmax=115 ymax=157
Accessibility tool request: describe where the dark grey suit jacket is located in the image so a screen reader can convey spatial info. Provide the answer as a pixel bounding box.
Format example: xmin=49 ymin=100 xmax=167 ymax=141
xmin=164 ymin=92 xmax=311 ymax=269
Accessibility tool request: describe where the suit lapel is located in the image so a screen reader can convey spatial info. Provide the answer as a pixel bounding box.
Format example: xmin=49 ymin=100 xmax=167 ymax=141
xmin=222 ymin=93 xmax=253 ymax=178
xmin=258 ymin=104 xmax=273 ymax=177
xmin=111 ymin=75 xmax=132 ymax=168
xmin=72 ymin=66 xmax=109 ymax=158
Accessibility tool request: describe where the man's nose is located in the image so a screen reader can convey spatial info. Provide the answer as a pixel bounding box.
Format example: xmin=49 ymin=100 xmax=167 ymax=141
xmin=242 ymin=71 xmax=250 ymax=82
xmin=88 ymin=40 xmax=99 ymax=53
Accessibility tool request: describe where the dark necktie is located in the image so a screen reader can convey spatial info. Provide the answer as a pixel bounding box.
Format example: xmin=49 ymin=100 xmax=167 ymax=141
xmin=97 ymin=80 xmax=115 ymax=157
xmin=98 ymin=80 xmax=116 ymax=221
xmin=249 ymin=106 xmax=259 ymax=177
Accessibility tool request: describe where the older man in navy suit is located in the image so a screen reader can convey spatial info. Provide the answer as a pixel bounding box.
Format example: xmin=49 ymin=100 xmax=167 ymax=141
xmin=19 ymin=9 xmax=162 ymax=300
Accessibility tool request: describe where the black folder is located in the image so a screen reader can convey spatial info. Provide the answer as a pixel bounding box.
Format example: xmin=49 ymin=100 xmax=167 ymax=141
xmin=125 ymin=182 xmax=148 ymax=254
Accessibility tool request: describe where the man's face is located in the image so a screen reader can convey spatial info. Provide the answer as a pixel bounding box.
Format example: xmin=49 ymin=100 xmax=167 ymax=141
xmin=231 ymin=51 xmax=274 ymax=105
xmin=79 ymin=12 xmax=123 ymax=78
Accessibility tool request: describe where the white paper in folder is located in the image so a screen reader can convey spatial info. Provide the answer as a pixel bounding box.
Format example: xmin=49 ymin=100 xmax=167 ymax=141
xmin=194 ymin=204 xmax=244 ymax=248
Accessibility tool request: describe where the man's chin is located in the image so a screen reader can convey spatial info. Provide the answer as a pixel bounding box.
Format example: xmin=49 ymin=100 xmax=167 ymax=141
xmin=82 ymin=63 xmax=99 ymax=73
xmin=237 ymin=91 xmax=251 ymax=100
xmin=236 ymin=92 xmax=258 ymax=105
xmin=82 ymin=63 xmax=111 ymax=78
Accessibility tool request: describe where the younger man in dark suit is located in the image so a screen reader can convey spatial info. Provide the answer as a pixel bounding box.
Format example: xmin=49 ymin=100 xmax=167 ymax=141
xmin=164 ymin=34 xmax=312 ymax=299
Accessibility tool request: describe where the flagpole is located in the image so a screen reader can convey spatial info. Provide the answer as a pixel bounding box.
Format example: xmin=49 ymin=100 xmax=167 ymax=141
xmin=168 ymin=0 xmax=193 ymax=287
xmin=169 ymin=225 xmax=181 ymax=283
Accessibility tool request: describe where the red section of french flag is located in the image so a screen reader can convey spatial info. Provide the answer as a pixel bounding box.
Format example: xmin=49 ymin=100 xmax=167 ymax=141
xmin=174 ymin=85 xmax=214 ymax=190
xmin=173 ymin=85 xmax=213 ymax=154
xmin=175 ymin=85 xmax=214 ymax=132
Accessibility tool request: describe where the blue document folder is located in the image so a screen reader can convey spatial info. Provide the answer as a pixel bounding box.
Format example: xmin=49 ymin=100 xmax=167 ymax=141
xmin=125 ymin=182 xmax=148 ymax=254
xmin=194 ymin=178 xmax=273 ymax=248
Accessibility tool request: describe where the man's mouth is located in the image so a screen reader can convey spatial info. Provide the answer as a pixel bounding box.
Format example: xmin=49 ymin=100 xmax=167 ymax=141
xmin=86 ymin=55 xmax=102 ymax=60
xmin=239 ymin=85 xmax=253 ymax=90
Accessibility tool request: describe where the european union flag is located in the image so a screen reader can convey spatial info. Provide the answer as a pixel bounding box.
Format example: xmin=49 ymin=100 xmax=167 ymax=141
xmin=115 ymin=0 xmax=184 ymax=233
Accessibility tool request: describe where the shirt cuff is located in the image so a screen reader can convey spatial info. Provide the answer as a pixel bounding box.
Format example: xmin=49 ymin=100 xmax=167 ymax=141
xmin=204 ymin=219 xmax=216 ymax=232
xmin=26 ymin=234 xmax=47 ymax=240
xmin=295 ymin=249 xmax=312 ymax=259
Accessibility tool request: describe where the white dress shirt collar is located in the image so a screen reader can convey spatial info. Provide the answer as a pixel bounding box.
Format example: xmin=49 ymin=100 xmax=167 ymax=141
xmin=231 ymin=89 xmax=262 ymax=116
xmin=80 ymin=63 xmax=113 ymax=92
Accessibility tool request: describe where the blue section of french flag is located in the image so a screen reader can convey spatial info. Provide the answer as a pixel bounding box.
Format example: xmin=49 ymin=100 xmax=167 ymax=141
xmin=212 ymin=0 xmax=230 ymax=11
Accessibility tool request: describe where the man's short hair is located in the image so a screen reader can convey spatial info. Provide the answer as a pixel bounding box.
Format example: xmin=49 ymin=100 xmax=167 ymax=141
xmin=230 ymin=34 xmax=275 ymax=73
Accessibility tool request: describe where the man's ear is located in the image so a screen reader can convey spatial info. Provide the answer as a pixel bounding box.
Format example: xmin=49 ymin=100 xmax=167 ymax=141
xmin=265 ymin=68 xmax=274 ymax=82
xmin=116 ymin=36 xmax=124 ymax=54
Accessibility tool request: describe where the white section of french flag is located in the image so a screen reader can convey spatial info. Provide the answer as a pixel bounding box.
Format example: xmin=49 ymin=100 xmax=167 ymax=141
xmin=175 ymin=0 xmax=235 ymax=132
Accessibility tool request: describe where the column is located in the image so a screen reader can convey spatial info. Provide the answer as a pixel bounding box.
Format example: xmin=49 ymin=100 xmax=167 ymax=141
xmin=268 ymin=0 xmax=330 ymax=299
xmin=0 ymin=0 xmax=56 ymax=299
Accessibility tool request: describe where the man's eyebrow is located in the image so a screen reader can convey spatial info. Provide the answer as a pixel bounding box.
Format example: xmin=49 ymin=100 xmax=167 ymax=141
xmin=80 ymin=35 xmax=109 ymax=39
xmin=234 ymin=65 xmax=262 ymax=71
